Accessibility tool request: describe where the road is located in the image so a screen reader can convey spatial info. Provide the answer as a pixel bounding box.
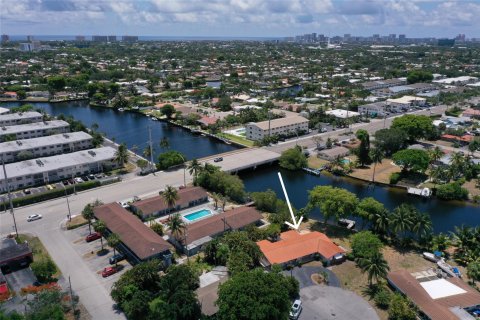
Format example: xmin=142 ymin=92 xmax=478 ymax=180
xmin=267 ymin=105 xmax=448 ymax=153
xmin=0 ymin=170 xmax=192 ymax=319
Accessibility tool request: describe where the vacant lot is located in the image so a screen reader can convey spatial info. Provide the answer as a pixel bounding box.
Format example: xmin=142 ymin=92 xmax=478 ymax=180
xmin=349 ymin=159 xmax=400 ymax=184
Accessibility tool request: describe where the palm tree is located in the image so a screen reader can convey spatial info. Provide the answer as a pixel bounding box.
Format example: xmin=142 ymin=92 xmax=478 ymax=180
xmin=159 ymin=137 xmax=170 ymax=150
xmin=369 ymin=148 xmax=384 ymax=183
xmin=82 ymin=204 xmax=95 ymax=234
xmin=391 ymin=204 xmax=415 ymax=240
xmin=168 ymin=213 xmax=186 ymax=244
xmin=372 ymin=209 xmax=390 ymax=237
xmin=162 ymin=185 xmax=179 ymax=213
xmin=429 ymin=146 xmax=443 ymax=168
xmin=330 ymin=156 xmax=345 ymax=173
xmin=412 ymin=213 xmax=433 ymax=241
xmin=211 ymin=192 xmax=220 ymax=209
xmin=187 ymin=159 xmax=201 ymax=178
xmin=93 ymin=220 xmax=106 ymax=251
xmin=358 ymin=252 xmax=390 ymax=286
xmin=449 ymin=152 xmax=465 ymax=180
xmin=107 ymin=233 xmax=121 ymax=266
xmin=430 ymin=232 xmax=451 ymax=252
xmin=114 ymin=143 xmax=129 ymax=166
xmin=143 ymin=146 xmax=152 ymax=159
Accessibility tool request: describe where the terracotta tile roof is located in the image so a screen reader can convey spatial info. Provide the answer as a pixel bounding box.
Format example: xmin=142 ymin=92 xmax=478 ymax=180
xmin=197 ymin=116 xmax=219 ymax=126
xmin=94 ymin=203 xmax=171 ymax=260
xmin=388 ymin=270 xmax=480 ymax=320
xmin=184 ymin=206 xmax=262 ymax=244
xmin=131 ymin=187 xmax=208 ymax=217
xmin=441 ymin=134 xmax=474 ymax=143
xmin=257 ymin=230 xmax=345 ymax=264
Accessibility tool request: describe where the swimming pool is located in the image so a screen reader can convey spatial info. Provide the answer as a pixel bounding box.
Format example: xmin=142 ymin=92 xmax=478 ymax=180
xmin=183 ymin=209 xmax=213 ymax=222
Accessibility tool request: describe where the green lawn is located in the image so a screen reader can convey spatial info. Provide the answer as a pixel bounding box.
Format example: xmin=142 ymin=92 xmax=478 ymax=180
xmin=219 ymin=133 xmax=255 ymax=147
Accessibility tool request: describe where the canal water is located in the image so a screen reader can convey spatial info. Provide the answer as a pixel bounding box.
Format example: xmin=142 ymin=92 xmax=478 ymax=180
xmin=2 ymin=101 xmax=479 ymax=232
xmin=2 ymin=101 xmax=238 ymax=160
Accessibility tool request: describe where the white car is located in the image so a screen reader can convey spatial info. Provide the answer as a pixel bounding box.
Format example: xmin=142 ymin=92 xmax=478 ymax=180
xmin=289 ymin=299 xmax=302 ymax=320
xmin=27 ymin=214 xmax=42 ymax=222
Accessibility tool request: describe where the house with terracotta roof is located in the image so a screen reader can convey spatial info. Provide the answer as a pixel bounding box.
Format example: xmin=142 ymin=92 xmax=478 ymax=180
xmin=130 ymin=186 xmax=208 ymax=220
xmin=256 ymin=230 xmax=345 ymax=268
xmin=388 ymin=269 xmax=480 ymax=320
xmin=169 ymin=206 xmax=263 ymax=255
xmin=93 ymin=202 xmax=172 ymax=265
xmin=197 ymin=116 xmax=219 ymax=128
xmin=462 ymin=108 xmax=480 ymax=119
xmin=440 ymin=134 xmax=474 ymax=145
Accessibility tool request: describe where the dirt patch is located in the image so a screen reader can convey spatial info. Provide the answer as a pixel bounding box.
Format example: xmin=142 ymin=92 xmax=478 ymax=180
xmin=463 ymin=179 xmax=480 ymax=198
xmin=382 ymin=246 xmax=433 ymax=272
xmin=66 ymin=215 xmax=88 ymax=230
xmin=307 ymin=156 xmax=329 ymax=169
xmin=349 ymin=159 xmax=400 ymax=184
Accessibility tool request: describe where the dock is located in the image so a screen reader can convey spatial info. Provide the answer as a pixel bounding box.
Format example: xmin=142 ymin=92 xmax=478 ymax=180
xmin=407 ymin=187 xmax=432 ymax=198
xmin=302 ymin=167 xmax=322 ymax=176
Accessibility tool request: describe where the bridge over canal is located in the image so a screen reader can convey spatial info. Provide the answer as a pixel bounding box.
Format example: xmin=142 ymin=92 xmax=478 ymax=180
xmin=199 ymin=148 xmax=281 ymax=173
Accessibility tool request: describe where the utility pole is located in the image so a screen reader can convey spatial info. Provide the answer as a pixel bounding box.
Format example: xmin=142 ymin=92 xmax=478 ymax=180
xmin=64 ymin=185 xmax=72 ymax=221
xmin=2 ymin=156 xmax=18 ymax=238
xmin=148 ymin=125 xmax=155 ymax=175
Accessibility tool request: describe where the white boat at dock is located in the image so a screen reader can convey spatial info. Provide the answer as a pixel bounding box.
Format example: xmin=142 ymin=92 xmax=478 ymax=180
xmin=423 ymin=251 xmax=442 ymax=262
xmin=407 ymin=187 xmax=432 ymax=198
xmin=437 ymin=260 xmax=460 ymax=278
xmin=118 ymin=108 xmax=125 ymax=112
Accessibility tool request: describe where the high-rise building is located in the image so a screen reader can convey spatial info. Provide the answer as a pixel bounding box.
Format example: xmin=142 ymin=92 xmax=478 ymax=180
xmin=122 ymin=35 xmax=138 ymax=42
xmin=389 ymin=34 xmax=396 ymax=40
xmin=92 ymin=35 xmax=108 ymax=42
xmin=373 ymin=34 xmax=380 ymax=40
xmin=455 ymin=34 xmax=466 ymax=42
xmin=108 ymin=35 xmax=117 ymax=42
xmin=27 ymin=35 xmax=34 ymax=42
xmin=19 ymin=43 xmax=33 ymax=52
xmin=399 ymin=34 xmax=406 ymax=41
xmin=1 ymin=34 xmax=9 ymax=43
xmin=75 ymin=35 xmax=86 ymax=41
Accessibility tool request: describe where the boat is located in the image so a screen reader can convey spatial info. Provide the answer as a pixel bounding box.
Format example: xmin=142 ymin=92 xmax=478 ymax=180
xmin=118 ymin=108 xmax=125 ymax=112
xmin=407 ymin=187 xmax=432 ymax=198
xmin=151 ymin=117 xmax=158 ymax=121
xmin=452 ymin=267 xmax=462 ymax=277
xmin=201 ymin=133 xmax=206 ymax=136
xmin=423 ymin=251 xmax=442 ymax=262
xmin=437 ymin=260 xmax=460 ymax=277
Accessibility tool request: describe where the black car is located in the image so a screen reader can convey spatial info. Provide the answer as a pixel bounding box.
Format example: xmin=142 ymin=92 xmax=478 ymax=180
xmin=109 ymin=253 xmax=125 ymax=265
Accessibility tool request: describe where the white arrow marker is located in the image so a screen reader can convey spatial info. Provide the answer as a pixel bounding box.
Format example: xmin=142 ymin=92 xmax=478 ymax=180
xmin=278 ymin=172 xmax=303 ymax=230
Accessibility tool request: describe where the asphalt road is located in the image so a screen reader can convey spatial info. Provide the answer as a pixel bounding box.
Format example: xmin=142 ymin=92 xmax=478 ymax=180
xmin=0 ymin=169 xmax=192 ymax=319
xmin=267 ymin=105 xmax=448 ymax=153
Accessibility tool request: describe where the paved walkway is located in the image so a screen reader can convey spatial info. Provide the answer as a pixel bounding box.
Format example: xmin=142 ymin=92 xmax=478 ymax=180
xmin=283 ymin=265 xmax=340 ymax=288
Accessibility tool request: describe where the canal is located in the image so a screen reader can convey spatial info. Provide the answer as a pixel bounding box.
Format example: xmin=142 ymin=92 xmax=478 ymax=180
xmin=2 ymin=101 xmax=238 ymax=160
xmin=2 ymin=101 xmax=479 ymax=232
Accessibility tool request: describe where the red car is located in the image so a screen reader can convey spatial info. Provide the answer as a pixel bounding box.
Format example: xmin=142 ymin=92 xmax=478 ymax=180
xmin=101 ymin=267 xmax=118 ymax=278
xmin=85 ymin=232 xmax=102 ymax=242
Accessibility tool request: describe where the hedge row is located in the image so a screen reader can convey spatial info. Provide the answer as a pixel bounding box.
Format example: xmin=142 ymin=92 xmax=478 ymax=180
xmin=1 ymin=181 xmax=101 ymax=208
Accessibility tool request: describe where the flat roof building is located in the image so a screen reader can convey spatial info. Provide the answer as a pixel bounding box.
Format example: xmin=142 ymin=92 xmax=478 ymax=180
xmin=358 ymin=102 xmax=389 ymax=117
xmin=0 ymin=112 xmax=43 ymax=127
xmin=131 ymin=187 xmax=209 ymax=219
xmin=388 ymin=269 xmax=480 ymax=320
xmin=325 ymin=109 xmax=360 ymax=119
xmin=257 ymin=230 xmax=345 ymax=268
xmin=0 ymin=147 xmax=117 ymax=192
xmin=0 ymin=131 xmax=93 ymax=163
xmin=0 ymin=107 xmax=9 ymax=115
xmin=0 ymin=120 xmax=70 ymax=142
xmin=387 ymin=95 xmax=426 ymax=107
xmin=171 ymin=206 xmax=263 ymax=255
xmin=246 ymin=116 xmax=309 ymax=141
xmin=94 ymin=202 xmax=172 ymax=265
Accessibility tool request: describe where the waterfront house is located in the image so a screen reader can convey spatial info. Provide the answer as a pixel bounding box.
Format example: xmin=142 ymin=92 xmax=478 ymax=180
xmin=93 ymin=202 xmax=173 ymax=265
xmin=257 ymin=230 xmax=345 ymax=268
xmin=130 ymin=187 xmax=209 ymax=219
xmin=388 ymin=269 xmax=480 ymax=320
xmin=317 ymin=146 xmax=350 ymax=161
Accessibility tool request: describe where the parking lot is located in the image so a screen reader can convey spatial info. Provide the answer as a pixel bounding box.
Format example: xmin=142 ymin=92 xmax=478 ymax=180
xmin=0 ymin=174 xmax=107 ymax=208
xmin=64 ymin=225 xmax=131 ymax=290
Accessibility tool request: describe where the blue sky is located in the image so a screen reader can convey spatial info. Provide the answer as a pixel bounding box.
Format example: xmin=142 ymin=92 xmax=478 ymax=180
xmin=1 ymin=0 xmax=479 ymax=38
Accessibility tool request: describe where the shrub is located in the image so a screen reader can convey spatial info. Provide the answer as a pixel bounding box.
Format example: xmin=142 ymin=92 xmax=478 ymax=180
xmin=279 ymin=146 xmax=307 ymax=170
xmin=436 ymin=182 xmax=469 ymax=200
xmin=374 ymin=289 xmax=392 ymax=309
xmin=30 ymin=258 xmax=57 ymax=283
xmin=390 ymin=172 xmax=401 ymax=184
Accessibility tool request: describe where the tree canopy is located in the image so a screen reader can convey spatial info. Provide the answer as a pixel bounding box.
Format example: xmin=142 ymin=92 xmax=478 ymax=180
xmin=392 ymin=149 xmax=430 ymax=173
xmin=391 ymin=115 xmax=435 ymax=141
xmin=308 ymin=186 xmax=359 ymax=224
xmin=279 ymin=146 xmax=307 ymax=170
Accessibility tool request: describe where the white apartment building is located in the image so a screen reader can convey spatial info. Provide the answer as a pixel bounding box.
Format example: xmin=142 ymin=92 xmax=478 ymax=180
xmin=0 ymin=112 xmax=43 ymax=127
xmin=386 ymin=96 xmax=426 ymax=111
xmin=0 ymin=120 xmax=70 ymax=142
xmin=246 ymin=116 xmax=309 ymax=141
xmin=0 ymin=131 xmax=93 ymax=163
xmin=358 ymin=102 xmax=389 ymax=117
xmin=0 ymin=147 xmax=118 ymax=192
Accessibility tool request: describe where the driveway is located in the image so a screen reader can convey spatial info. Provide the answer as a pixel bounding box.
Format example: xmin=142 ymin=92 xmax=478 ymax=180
xmin=4 ymin=268 xmax=37 ymax=293
xmin=282 ymin=266 xmax=340 ymax=288
xmin=299 ymin=285 xmax=379 ymax=320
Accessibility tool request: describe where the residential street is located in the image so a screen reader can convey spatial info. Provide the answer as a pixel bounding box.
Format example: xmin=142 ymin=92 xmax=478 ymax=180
xmin=0 ymin=169 xmax=192 ymax=319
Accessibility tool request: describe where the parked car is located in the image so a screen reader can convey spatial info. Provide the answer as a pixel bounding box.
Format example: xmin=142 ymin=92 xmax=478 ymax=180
xmin=101 ymin=267 xmax=118 ymax=278
xmin=23 ymin=188 xmax=31 ymax=195
xmin=46 ymin=184 xmax=55 ymax=190
xmin=214 ymin=157 xmax=223 ymax=162
xmin=74 ymin=177 xmax=84 ymax=183
xmin=62 ymin=180 xmax=69 ymax=186
xmin=81 ymin=176 xmax=89 ymax=181
xmin=27 ymin=214 xmax=42 ymax=222
xmin=88 ymin=174 xmax=95 ymax=180
xmin=289 ymin=300 xmax=302 ymax=320
xmin=109 ymin=253 xmax=125 ymax=265
xmin=85 ymin=232 xmax=102 ymax=242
